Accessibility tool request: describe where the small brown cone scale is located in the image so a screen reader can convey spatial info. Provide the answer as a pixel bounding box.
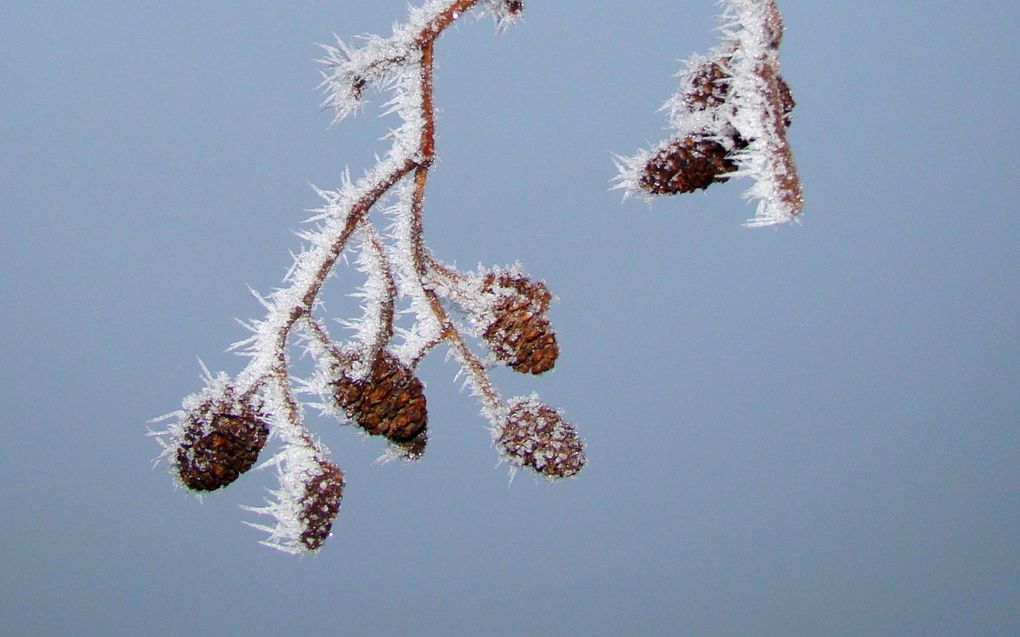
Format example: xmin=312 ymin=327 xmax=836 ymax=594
xmin=332 ymin=351 xmax=427 ymax=443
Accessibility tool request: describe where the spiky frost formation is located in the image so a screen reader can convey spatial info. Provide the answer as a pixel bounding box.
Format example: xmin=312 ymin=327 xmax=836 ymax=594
xmin=159 ymin=373 xmax=269 ymax=492
xmin=317 ymin=0 xmax=527 ymax=125
xmin=616 ymin=0 xmax=803 ymax=226
xmin=491 ymin=0 xmax=525 ymax=29
xmin=331 ymin=350 xmax=428 ymax=443
xmin=497 ymin=396 xmax=585 ymax=479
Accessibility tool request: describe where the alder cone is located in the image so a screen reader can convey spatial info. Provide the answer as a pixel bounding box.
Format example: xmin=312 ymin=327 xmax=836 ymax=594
xmin=682 ymin=54 xmax=794 ymax=124
xmin=686 ymin=57 xmax=731 ymax=111
xmin=298 ymin=459 xmax=345 ymax=551
xmin=497 ymin=399 xmax=585 ymax=479
xmin=332 ymin=351 xmax=427 ymax=443
xmin=641 ymin=136 xmax=739 ymax=195
xmin=482 ymin=273 xmax=558 ymax=375
xmin=176 ymin=411 xmax=269 ymax=492
xmin=644 ymin=54 xmax=796 ymax=196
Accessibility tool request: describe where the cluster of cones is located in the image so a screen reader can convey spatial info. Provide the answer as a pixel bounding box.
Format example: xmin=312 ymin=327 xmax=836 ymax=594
xmin=640 ymin=53 xmax=795 ymax=197
xmin=172 ymin=388 xmax=348 ymax=552
xmin=323 ymin=267 xmax=582 ymax=477
xmin=168 ymin=269 xmax=582 ymax=551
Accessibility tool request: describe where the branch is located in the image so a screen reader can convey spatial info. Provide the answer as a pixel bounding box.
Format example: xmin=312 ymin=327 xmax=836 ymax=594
xmin=156 ymin=0 xmax=582 ymax=555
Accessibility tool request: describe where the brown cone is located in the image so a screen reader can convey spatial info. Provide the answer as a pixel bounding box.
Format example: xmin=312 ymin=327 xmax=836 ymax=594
xmin=640 ymin=135 xmax=739 ymax=195
xmin=176 ymin=410 xmax=268 ymax=492
xmin=685 ymin=57 xmax=731 ymax=111
xmin=481 ymin=273 xmax=558 ymax=375
xmin=298 ymin=459 xmax=345 ymax=551
xmin=497 ymin=399 xmax=585 ymax=479
xmin=680 ymin=53 xmax=793 ymax=123
xmin=332 ymin=351 xmax=427 ymax=443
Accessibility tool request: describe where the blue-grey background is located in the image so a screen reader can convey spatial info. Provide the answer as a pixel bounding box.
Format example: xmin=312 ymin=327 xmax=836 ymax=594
xmin=2 ymin=2 xmax=1017 ymax=635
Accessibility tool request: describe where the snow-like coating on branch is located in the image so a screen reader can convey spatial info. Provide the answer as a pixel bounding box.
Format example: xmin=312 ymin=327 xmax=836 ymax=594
xmin=719 ymin=0 xmax=802 ymax=225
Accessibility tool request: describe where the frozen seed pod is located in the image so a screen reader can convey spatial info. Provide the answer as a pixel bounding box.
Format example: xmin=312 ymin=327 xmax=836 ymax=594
xmin=640 ymin=135 xmax=740 ymax=195
xmin=480 ymin=273 xmax=558 ymax=375
xmin=298 ymin=459 xmax=346 ymax=551
xmin=497 ymin=397 xmax=585 ymax=479
xmin=682 ymin=55 xmax=732 ymax=112
xmin=175 ymin=404 xmax=269 ymax=492
xmin=331 ymin=351 xmax=427 ymax=443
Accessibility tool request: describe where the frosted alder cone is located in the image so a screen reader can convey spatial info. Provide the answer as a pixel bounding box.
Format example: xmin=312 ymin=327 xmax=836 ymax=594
xmin=497 ymin=397 xmax=586 ymax=479
xmin=296 ymin=459 xmax=346 ymax=551
xmin=479 ymin=272 xmax=558 ymax=375
xmin=641 ymin=136 xmax=741 ymax=195
xmin=174 ymin=396 xmax=269 ymax=492
xmin=640 ymin=60 xmax=795 ymax=196
xmin=330 ymin=350 xmax=428 ymax=445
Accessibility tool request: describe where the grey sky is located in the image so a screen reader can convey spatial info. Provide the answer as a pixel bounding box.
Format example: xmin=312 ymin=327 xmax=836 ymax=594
xmin=1 ymin=2 xmax=1018 ymax=635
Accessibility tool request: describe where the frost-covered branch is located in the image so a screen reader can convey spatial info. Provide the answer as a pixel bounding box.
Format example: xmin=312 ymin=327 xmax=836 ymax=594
xmin=154 ymin=0 xmax=582 ymax=554
xmin=155 ymin=0 xmax=805 ymax=555
xmin=615 ymin=0 xmax=803 ymax=226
